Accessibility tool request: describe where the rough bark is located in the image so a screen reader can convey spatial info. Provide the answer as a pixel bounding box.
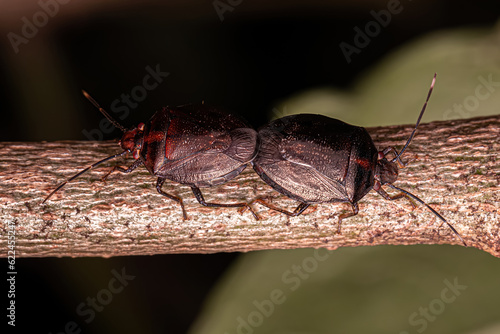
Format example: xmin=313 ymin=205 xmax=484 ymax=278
xmin=1 ymin=115 xmax=499 ymax=258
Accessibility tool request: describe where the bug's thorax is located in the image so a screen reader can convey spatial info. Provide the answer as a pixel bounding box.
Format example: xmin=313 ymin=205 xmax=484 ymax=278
xmin=375 ymin=153 xmax=399 ymax=186
xmin=119 ymin=122 xmax=145 ymax=159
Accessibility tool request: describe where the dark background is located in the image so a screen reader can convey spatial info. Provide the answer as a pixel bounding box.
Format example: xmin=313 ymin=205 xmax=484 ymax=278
xmin=1 ymin=0 xmax=499 ymax=333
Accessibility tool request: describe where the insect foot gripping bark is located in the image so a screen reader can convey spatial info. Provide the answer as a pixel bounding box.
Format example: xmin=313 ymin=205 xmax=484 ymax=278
xmin=43 ymin=90 xmax=260 ymax=220
xmin=251 ymin=74 xmax=466 ymax=246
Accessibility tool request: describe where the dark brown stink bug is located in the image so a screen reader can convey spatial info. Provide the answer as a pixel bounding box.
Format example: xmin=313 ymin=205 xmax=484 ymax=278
xmin=43 ymin=91 xmax=259 ymax=220
xmin=252 ymin=74 xmax=466 ymax=246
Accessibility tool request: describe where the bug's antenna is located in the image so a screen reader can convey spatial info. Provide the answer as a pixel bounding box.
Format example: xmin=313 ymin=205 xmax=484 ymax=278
xmin=392 ymin=73 xmax=437 ymax=163
xmin=82 ymin=90 xmax=127 ymax=133
xmin=387 ymin=184 xmax=466 ymax=246
xmin=43 ymin=150 xmax=128 ymax=203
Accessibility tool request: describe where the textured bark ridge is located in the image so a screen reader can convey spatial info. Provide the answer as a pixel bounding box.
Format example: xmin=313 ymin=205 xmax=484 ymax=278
xmin=1 ymin=115 xmax=498 ymax=258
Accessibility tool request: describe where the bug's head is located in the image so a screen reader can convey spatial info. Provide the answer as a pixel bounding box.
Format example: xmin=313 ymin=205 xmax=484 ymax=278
xmin=120 ymin=123 xmax=145 ymax=159
xmin=375 ymin=151 xmax=399 ymax=185
xmin=82 ymin=90 xmax=146 ymax=160
xmin=43 ymin=91 xmax=144 ymax=204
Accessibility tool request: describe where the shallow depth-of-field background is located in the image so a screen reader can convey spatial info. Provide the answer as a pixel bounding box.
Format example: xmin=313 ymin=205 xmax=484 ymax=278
xmin=1 ymin=1 xmax=499 ymax=333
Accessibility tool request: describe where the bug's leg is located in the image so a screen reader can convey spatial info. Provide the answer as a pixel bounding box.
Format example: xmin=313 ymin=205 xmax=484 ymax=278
xmin=102 ymin=159 xmax=143 ymax=182
xmin=191 ymin=187 xmax=259 ymax=220
xmin=374 ymin=181 xmax=417 ymax=210
xmin=251 ymin=198 xmax=310 ymax=217
xmin=337 ymin=202 xmax=359 ymax=234
xmin=156 ymin=178 xmax=188 ymax=220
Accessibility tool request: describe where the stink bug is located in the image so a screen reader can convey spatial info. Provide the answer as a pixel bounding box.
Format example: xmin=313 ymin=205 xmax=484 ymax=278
xmin=251 ymin=74 xmax=466 ymax=246
xmin=43 ymin=91 xmax=259 ymax=219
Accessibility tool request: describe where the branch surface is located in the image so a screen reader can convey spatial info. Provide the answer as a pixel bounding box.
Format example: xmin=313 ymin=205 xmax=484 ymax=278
xmin=1 ymin=115 xmax=499 ymax=258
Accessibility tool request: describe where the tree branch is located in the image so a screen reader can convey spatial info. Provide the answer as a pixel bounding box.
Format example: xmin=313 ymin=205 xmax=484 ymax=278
xmin=1 ymin=115 xmax=499 ymax=258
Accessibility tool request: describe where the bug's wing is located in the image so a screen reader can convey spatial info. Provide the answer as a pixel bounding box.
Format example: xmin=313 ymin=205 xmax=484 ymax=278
xmin=257 ymin=159 xmax=348 ymax=203
xmin=224 ymin=128 xmax=258 ymax=163
xmin=157 ymin=109 xmax=256 ymax=185
xmin=281 ymin=130 xmax=377 ymax=204
xmin=257 ymin=114 xmax=355 ymax=182
xmin=280 ymin=136 xmax=351 ymax=182
xmin=163 ymin=107 xmax=256 ymax=163
xmin=282 ymin=136 xmax=351 ymax=201
xmin=164 ymin=115 xmax=232 ymax=162
xmin=256 ymin=130 xmax=349 ymax=202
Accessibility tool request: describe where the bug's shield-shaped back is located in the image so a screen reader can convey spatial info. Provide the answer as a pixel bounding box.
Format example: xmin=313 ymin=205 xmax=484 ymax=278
xmin=153 ymin=106 xmax=258 ymax=187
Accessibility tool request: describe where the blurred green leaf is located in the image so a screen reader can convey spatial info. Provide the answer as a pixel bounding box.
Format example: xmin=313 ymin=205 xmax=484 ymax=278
xmin=274 ymin=25 xmax=500 ymax=127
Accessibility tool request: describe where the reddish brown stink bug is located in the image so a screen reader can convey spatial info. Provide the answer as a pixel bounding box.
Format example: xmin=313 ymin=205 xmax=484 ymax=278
xmin=43 ymin=91 xmax=259 ymax=219
xmin=251 ymin=74 xmax=466 ymax=246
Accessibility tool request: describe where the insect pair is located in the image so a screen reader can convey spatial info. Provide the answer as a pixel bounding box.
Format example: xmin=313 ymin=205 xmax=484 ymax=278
xmin=43 ymin=74 xmax=466 ymax=246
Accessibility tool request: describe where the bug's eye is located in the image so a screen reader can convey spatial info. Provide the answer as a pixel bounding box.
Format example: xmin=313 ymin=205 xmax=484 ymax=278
xmin=138 ymin=123 xmax=145 ymax=131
